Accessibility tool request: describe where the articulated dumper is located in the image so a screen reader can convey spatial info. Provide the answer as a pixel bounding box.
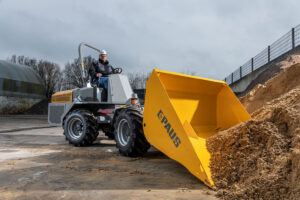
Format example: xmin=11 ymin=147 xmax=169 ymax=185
xmin=48 ymin=43 xmax=251 ymax=189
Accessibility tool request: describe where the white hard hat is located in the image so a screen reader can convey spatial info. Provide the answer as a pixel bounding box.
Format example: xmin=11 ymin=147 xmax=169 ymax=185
xmin=100 ymin=50 xmax=107 ymax=55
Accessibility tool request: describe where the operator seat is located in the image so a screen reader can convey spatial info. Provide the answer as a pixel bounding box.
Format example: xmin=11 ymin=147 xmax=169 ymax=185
xmin=89 ymin=75 xmax=107 ymax=102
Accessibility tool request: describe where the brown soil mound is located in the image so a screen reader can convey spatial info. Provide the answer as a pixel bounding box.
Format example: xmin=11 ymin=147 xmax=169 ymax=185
xmin=207 ymin=59 xmax=300 ymax=199
xmin=251 ymin=88 xmax=300 ymax=121
xmin=207 ymin=106 xmax=300 ymax=199
xmin=238 ymin=54 xmax=300 ymax=98
xmin=240 ymin=61 xmax=300 ymax=114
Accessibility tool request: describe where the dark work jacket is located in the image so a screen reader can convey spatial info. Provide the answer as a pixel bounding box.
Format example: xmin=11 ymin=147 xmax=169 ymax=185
xmin=89 ymin=59 xmax=116 ymax=82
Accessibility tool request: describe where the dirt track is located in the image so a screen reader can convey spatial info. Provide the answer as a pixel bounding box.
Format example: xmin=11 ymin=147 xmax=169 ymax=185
xmin=0 ymin=126 xmax=216 ymax=200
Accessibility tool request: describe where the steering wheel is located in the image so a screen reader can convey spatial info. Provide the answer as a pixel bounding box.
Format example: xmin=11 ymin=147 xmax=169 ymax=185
xmin=114 ymin=68 xmax=122 ymax=74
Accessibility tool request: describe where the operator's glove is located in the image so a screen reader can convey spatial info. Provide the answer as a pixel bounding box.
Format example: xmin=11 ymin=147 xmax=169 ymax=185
xmin=114 ymin=68 xmax=122 ymax=74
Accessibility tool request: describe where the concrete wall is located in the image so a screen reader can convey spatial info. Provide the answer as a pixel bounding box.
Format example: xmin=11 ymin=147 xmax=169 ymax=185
xmin=230 ymin=46 xmax=300 ymax=94
xmin=0 ymin=60 xmax=45 ymax=114
xmin=230 ymin=63 xmax=270 ymax=93
xmin=0 ymin=96 xmax=41 ymax=114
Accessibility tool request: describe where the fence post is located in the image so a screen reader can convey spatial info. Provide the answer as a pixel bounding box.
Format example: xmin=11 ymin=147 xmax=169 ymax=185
xmin=251 ymin=58 xmax=254 ymax=72
xmin=231 ymin=73 xmax=233 ymax=83
xmin=268 ymin=45 xmax=270 ymax=62
xmin=292 ymin=28 xmax=295 ymax=49
xmin=240 ymin=66 xmax=242 ymax=78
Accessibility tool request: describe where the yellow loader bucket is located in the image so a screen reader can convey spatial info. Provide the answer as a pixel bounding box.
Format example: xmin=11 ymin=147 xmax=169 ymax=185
xmin=143 ymin=69 xmax=251 ymax=189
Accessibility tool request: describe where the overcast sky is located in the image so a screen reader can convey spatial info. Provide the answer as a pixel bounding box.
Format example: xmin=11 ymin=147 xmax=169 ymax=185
xmin=0 ymin=0 xmax=299 ymax=79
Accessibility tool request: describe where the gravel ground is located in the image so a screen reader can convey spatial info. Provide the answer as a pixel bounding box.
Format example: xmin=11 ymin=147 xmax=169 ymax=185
xmin=0 ymin=119 xmax=216 ymax=200
xmin=0 ymin=115 xmax=51 ymax=132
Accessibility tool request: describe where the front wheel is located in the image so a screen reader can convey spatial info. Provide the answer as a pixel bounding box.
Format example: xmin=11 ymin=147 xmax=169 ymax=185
xmin=64 ymin=109 xmax=99 ymax=147
xmin=114 ymin=108 xmax=150 ymax=157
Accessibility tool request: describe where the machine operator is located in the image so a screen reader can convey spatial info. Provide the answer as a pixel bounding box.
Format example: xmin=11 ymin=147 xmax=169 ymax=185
xmin=89 ymin=50 xmax=121 ymax=90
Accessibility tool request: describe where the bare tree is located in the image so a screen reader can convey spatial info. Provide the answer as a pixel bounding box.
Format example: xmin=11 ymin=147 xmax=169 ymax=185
xmin=62 ymin=56 xmax=94 ymax=90
xmin=36 ymin=61 xmax=62 ymax=98
xmin=127 ymin=70 xmax=196 ymax=90
xmin=9 ymin=55 xmax=17 ymax=64
xmin=9 ymin=54 xmax=37 ymax=68
xmin=8 ymin=55 xmax=62 ymax=98
xmin=127 ymin=72 xmax=150 ymax=89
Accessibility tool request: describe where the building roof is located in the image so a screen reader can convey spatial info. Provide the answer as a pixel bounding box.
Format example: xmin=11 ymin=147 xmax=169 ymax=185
xmin=0 ymin=60 xmax=41 ymax=84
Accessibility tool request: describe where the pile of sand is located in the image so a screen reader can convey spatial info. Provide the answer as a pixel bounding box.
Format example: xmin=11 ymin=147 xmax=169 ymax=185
xmin=240 ymin=61 xmax=300 ymax=114
xmin=207 ymin=62 xmax=300 ymax=199
xmin=207 ymin=106 xmax=300 ymax=199
xmin=238 ymin=54 xmax=300 ymax=98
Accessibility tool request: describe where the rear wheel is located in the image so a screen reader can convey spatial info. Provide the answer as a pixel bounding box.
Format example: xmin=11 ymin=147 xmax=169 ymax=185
xmin=114 ymin=108 xmax=150 ymax=157
xmin=64 ymin=109 xmax=99 ymax=146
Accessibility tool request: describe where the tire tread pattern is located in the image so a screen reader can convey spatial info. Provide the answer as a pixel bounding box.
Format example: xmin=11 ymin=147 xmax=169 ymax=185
xmin=64 ymin=109 xmax=99 ymax=147
xmin=114 ymin=108 xmax=150 ymax=157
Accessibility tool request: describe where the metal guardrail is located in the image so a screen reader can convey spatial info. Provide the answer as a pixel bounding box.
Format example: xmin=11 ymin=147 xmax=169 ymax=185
xmin=225 ymin=24 xmax=300 ymax=85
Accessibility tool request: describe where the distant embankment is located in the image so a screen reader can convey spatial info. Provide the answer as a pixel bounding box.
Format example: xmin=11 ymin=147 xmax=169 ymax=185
xmin=231 ymin=46 xmax=300 ymax=97
xmin=224 ymin=24 xmax=300 ymax=96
